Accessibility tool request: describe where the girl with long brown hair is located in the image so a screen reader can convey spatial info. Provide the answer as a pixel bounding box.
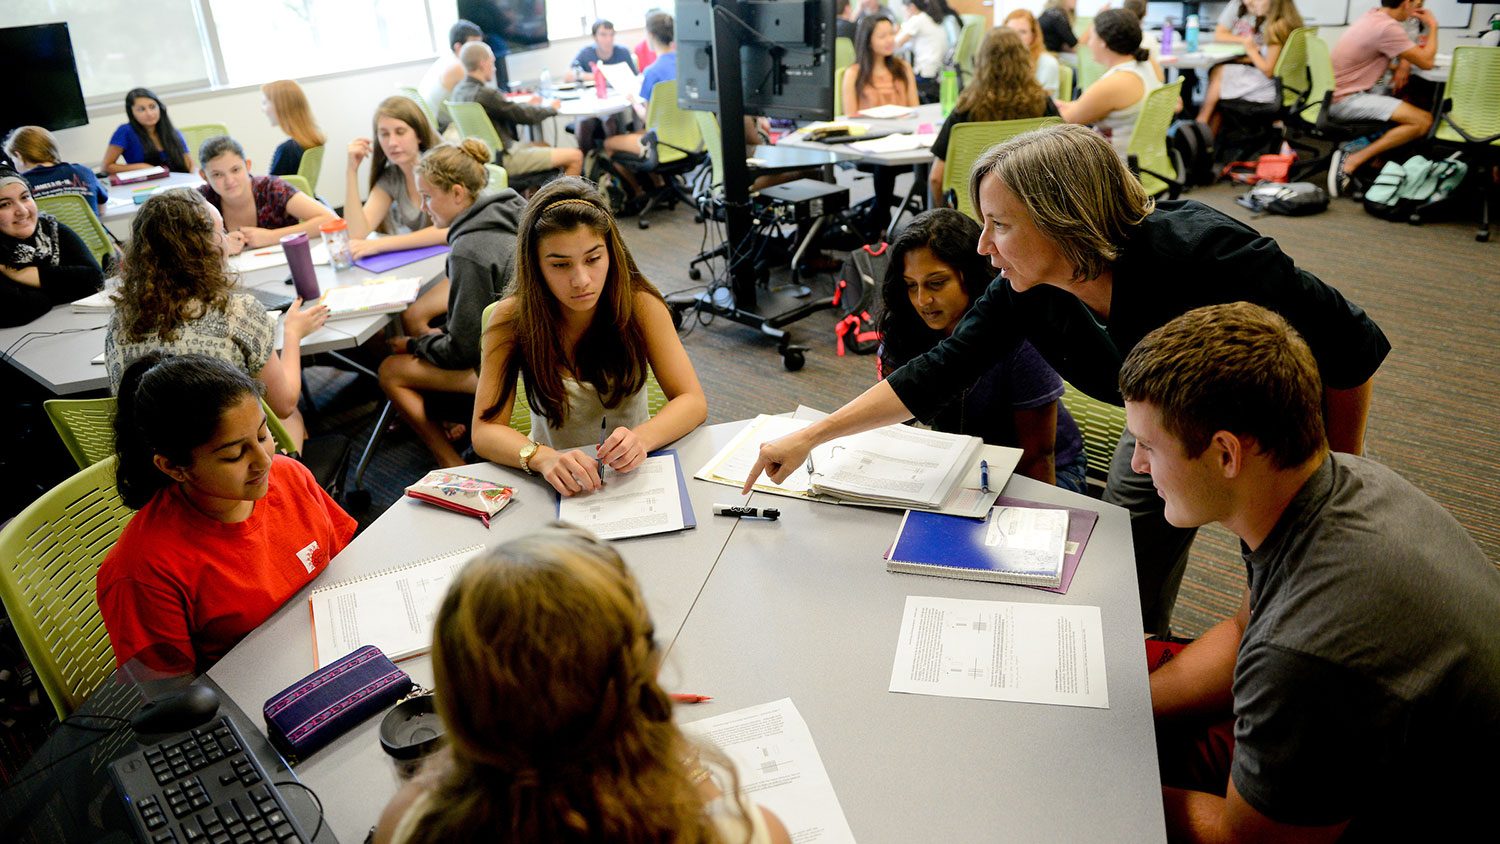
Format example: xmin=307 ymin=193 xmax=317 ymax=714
xmin=1198 ymin=0 xmax=1305 ymax=128
xmin=471 ymin=177 xmax=706 ymax=497
xmin=343 ymin=95 xmax=446 ymax=258
xmin=373 ymin=525 xmax=790 ymax=844
xmin=104 ymin=189 xmax=328 ymax=448
xmin=928 ymin=26 xmax=1059 ymax=207
xmin=1004 ymin=9 xmax=1063 ymax=96
xmin=841 ymin=14 xmax=920 ymax=236
xmin=261 ymin=79 xmax=327 ymax=178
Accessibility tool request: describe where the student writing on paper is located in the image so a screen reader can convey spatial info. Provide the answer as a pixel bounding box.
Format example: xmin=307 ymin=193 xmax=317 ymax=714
xmin=196 ymin=135 xmax=335 ymax=257
xmin=0 ymin=167 xmax=104 ymax=327
xmin=1121 ymin=304 xmax=1500 ymax=843
xmin=343 ymin=96 xmax=448 ymax=259
xmin=104 ymin=190 xmax=329 ymax=449
xmin=373 ymin=525 xmax=790 ymax=844
xmin=929 ymin=27 xmax=1060 ymax=207
xmin=380 ymin=141 xmax=526 ymax=468
xmin=261 ymin=79 xmax=327 ymax=178
xmin=1056 ymin=10 xmax=1163 ymax=155
xmin=1003 ymin=10 xmax=1063 ymax=98
xmin=878 ymin=209 xmax=1086 ymax=491
xmin=842 ymin=15 xmax=920 ymax=236
xmin=472 ymin=178 xmax=706 ymax=497
xmin=102 ymin=88 xmax=194 ymax=175
xmin=97 ymin=353 xmax=356 ymax=676
xmin=743 ymin=125 xmax=1389 ymax=636
xmin=4 ymin=126 xmax=111 ymax=216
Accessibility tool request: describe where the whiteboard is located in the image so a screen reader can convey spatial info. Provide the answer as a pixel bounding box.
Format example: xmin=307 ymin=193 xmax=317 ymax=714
xmin=1346 ymin=0 xmax=1473 ymax=29
xmin=1295 ymin=0 xmax=1351 ymax=26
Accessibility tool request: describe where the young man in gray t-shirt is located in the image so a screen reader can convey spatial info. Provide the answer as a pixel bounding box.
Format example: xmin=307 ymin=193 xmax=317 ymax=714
xmin=1119 ymin=302 xmax=1500 ymax=842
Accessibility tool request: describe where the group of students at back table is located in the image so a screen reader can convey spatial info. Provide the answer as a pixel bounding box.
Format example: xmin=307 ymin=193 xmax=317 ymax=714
xmin=82 ymin=112 xmax=1500 ymax=840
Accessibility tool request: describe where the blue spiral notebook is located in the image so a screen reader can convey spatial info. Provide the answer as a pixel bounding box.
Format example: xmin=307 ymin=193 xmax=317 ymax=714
xmin=885 ymin=497 xmax=1099 ymax=592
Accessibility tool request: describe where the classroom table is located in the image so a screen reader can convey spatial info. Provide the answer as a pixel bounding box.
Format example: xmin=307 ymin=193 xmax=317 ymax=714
xmin=204 ymin=420 xmax=1166 ymax=843
xmin=0 ymin=253 xmax=447 ymax=396
xmin=99 ymin=171 xmax=205 ymax=239
xmin=1158 ymin=42 xmax=1249 ymax=72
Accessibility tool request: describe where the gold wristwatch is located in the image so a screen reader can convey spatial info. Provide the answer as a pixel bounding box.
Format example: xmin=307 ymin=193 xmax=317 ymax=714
xmin=518 ymin=439 xmax=540 ymax=474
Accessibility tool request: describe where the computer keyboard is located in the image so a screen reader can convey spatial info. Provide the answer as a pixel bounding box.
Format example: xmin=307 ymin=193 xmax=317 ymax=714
xmin=110 ymin=716 xmax=311 ymax=844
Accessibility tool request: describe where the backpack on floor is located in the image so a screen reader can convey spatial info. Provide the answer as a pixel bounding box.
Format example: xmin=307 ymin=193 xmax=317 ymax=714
xmin=832 ymin=242 xmax=888 ymax=356
xmin=1234 ymin=181 xmax=1330 ymax=216
xmin=1363 ymin=154 xmax=1468 ymax=222
xmin=1167 ymin=120 xmax=1216 ymax=187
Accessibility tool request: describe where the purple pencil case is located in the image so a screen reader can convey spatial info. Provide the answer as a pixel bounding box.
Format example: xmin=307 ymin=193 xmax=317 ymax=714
xmin=263 ymin=645 xmax=413 ymax=762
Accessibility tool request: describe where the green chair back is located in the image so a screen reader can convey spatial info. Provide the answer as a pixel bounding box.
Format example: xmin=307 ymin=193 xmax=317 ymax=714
xmin=397 ymin=86 xmax=439 ymax=128
xmin=1076 ymin=36 xmax=1107 ymax=92
xmin=446 ymin=100 xmax=504 ymax=160
xmin=34 ymin=194 xmax=114 ymax=268
xmin=485 ymin=163 xmax=509 ymax=193
xmin=1060 ymin=381 xmax=1126 ymax=487
xmin=44 ymin=397 xmax=118 ymax=469
xmin=1127 ymin=78 xmax=1184 ymax=197
xmin=953 ymin=21 xmax=986 ymax=86
xmin=1435 ymin=46 xmax=1500 ymax=147
xmin=834 ymin=64 xmax=852 ymax=116
xmin=0 ymin=456 xmax=134 ymax=719
xmin=261 ymin=398 xmax=300 ymax=457
xmin=280 ymin=174 xmax=312 ymax=196
xmin=1299 ymin=33 xmax=1337 ymax=124
xmin=296 ymin=144 xmax=325 ymax=194
xmin=181 ymin=123 xmax=231 ymax=163
xmin=1056 ymin=62 xmax=1075 ymax=102
xmin=835 ymin=36 xmax=855 ymax=72
xmin=960 ymin=13 xmax=986 ymax=27
xmin=693 ymin=111 xmax=726 ymax=195
xmin=943 ymin=117 xmax=1062 ymax=220
xmin=644 ymin=80 xmax=703 ymax=166
xmin=1272 ymin=26 xmax=1318 ymax=110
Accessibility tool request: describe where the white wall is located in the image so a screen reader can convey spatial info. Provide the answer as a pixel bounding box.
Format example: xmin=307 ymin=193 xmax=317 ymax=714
xmin=48 ymin=28 xmax=646 ymax=203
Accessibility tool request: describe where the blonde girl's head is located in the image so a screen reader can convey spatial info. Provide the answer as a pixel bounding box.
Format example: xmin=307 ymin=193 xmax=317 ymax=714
xmin=1263 ymin=0 xmax=1305 ymax=45
xmin=260 ymin=80 xmax=326 ymax=150
xmin=415 ymin=139 xmax=492 ymax=227
xmin=3 ymin=126 xmax=62 ymax=168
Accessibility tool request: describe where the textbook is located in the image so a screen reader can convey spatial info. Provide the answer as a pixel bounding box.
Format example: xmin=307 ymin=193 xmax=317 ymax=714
xmin=316 ymin=276 xmax=422 ymax=319
xmin=885 ymin=497 xmax=1100 ymax=592
xmin=108 ymin=166 xmax=168 ymax=186
xmin=307 ymin=544 xmax=486 ymax=667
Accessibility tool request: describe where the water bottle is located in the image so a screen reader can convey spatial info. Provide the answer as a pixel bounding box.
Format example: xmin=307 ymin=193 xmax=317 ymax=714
xmin=592 ymin=61 xmax=607 ymax=98
xmin=539 ymin=67 xmax=553 ymax=97
xmin=1185 ymin=15 xmax=1200 ymax=53
xmin=280 ymin=232 xmax=321 ymax=301
xmin=939 ymin=69 xmax=958 ymax=118
xmin=1160 ymin=18 xmax=1174 ymax=56
xmin=319 ymin=218 xmax=353 ymax=271
xmin=1481 ymin=15 xmax=1500 ymax=48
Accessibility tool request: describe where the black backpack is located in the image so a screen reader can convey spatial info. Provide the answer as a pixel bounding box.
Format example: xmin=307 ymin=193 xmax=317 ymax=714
xmin=1167 ymin=119 xmax=1216 ymax=187
xmin=1235 ymin=181 xmax=1330 ymax=216
xmin=833 ymin=242 xmax=888 ymax=356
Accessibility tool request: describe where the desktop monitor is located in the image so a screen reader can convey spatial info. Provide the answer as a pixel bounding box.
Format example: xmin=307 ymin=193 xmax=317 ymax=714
xmin=1144 ymin=1 xmax=1188 ymax=29
xmin=0 ymin=23 xmax=89 ymax=134
xmin=676 ymin=0 xmax=836 ymax=122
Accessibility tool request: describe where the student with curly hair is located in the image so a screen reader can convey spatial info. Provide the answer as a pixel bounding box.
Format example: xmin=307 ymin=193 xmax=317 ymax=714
xmin=374 ymin=524 xmax=790 ymax=844
xmin=104 ymin=190 xmax=328 ymax=448
xmin=98 ymin=353 xmax=355 ymax=674
xmin=929 ymin=26 xmax=1059 ymax=207
xmin=471 ymin=178 xmax=706 ymax=497
xmin=103 ymin=88 xmax=192 ymax=175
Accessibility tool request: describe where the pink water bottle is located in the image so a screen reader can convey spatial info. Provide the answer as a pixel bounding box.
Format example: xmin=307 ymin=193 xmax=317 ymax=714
xmin=281 ymin=232 xmax=320 ymax=301
xmin=592 ymin=61 xmax=607 ymax=98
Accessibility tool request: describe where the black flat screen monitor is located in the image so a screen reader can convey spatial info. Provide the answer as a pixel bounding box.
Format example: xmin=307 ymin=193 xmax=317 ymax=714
xmin=0 ymin=23 xmax=88 ymax=133
xmin=457 ymin=0 xmax=549 ymax=54
xmin=677 ymin=0 xmax=836 ymax=122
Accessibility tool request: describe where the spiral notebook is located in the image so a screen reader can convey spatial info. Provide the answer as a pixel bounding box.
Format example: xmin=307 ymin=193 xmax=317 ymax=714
xmin=308 ymin=544 xmax=486 ymax=667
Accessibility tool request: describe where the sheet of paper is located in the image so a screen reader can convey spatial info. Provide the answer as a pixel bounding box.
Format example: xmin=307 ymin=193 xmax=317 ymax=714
xmin=696 ymin=415 xmax=816 ymax=493
xmin=557 ymin=454 xmax=686 ymax=540
xmin=849 ymin=133 xmax=924 ymax=154
xmin=984 ymin=507 xmax=1069 ymax=572
xmin=319 ymin=276 xmax=421 ymax=317
xmin=889 ymin=596 xmax=1109 ymax=709
xmin=598 ymin=61 xmax=642 ymax=97
xmin=682 ymin=699 xmax=857 ymax=844
xmin=858 ymin=104 xmax=917 ymax=120
xmin=227 ymin=240 xmax=330 ymax=274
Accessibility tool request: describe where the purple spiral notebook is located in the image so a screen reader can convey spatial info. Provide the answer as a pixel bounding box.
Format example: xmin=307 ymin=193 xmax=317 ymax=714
xmin=352 ymin=244 xmax=450 ymax=273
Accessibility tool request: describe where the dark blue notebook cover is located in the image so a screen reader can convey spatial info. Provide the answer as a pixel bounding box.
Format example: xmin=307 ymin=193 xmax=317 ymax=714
xmin=886 ymin=497 xmax=1098 ymax=592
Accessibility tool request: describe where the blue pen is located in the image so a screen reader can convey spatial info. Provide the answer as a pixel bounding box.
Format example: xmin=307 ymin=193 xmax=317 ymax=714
xmin=980 ymin=460 xmax=990 ymax=493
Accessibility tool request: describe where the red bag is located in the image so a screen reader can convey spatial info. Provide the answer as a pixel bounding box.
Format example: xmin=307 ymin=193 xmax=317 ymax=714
xmin=1220 ymin=153 xmax=1296 ymax=185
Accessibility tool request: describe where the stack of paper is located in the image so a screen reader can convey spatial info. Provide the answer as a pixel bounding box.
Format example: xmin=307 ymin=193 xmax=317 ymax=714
xmin=555 ymin=451 xmax=696 ymax=540
xmin=227 ymin=240 xmax=331 ymax=274
xmin=318 ymin=276 xmax=422 ymax=319
xmin=598 ymin=61 xmax=642 ymax=97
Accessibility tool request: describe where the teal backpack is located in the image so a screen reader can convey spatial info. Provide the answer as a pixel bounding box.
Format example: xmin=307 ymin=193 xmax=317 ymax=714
xmin=1364 ymin=154 xmax=1468 ymax=222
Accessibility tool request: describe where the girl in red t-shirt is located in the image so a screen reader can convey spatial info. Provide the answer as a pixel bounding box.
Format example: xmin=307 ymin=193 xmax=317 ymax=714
xmin=97 ymin=352 xmax=356 ymax=674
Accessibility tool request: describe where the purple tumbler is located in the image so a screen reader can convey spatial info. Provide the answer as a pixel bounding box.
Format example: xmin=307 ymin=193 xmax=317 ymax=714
xmin=281 ymin=232 xmax=320 ymax=301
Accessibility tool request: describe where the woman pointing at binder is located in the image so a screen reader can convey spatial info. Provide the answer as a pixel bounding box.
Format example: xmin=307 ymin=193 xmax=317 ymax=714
xmin=743 ymin=124 xmax=1390 ymax=636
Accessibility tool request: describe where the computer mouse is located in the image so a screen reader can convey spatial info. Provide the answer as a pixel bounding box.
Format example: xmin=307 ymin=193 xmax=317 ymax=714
xmin=130 ymin=684 xmax=222 ymax=735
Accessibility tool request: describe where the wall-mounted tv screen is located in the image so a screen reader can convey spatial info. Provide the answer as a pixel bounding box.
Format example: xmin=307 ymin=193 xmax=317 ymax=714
xmin=0 ymin=23 xmax=89 ymax=133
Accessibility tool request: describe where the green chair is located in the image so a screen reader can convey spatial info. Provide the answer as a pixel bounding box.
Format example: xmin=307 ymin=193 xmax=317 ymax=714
xmin=1126 ymin=78 xmax=1186 ymax=198
xmin=1060 ymin=381 xmax=1126 ymax=492
xmin=397 ymin=86 xmax=439 ymax=129
xmin=33 ymin=194 xmax=114 ymax=268
xmin=1427 ymin=46 xmax=1500 ymax=242
xmin=942 ymin=118 xmax=1062 ymax=220
xmin=296 ymin=144 xmax=325 ymax=194
xmin=44 ymin=397 xmax=118 ymax=469
xmin=835 ymin=36 xmax=855 ymax=72
xmin=1287 ymin=34 xmax=1390 ymax=185
xmin=1076 ymin=35 xmax=1107 ymax=92
xmin=620 ymin=80 xmax=706 ymax=229
xmin=960 ymin=13 xmax=986 ymax=27
xmin=1272 ymin=26 xmax=1318 ymax=112
xmin=445 ymin=100 xmax=503 ymax=161
xmin=0 ymin=457 xmax=134 ymax=719
xmin=181 ymin=123 xmax=231 ymax=162
xmin=834 ymin=64 xmax=851 ymax=116
xmin=280 ymin=174 xmax=312 ymax=196
xmin=485 ymin=163 xmax=509 ymax=193
xmin=953 ymin=21 xmax=986 ymax=88
xmin=1056 ymin=62 xmax=1075 ymax=102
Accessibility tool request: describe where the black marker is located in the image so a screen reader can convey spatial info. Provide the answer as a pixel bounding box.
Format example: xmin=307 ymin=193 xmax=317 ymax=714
xmin=712 ymin=503 xmax=781 ymax=521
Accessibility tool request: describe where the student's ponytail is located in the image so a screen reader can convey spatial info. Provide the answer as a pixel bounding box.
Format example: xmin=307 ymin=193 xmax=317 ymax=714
xmin=1133 ymin=46 xmax=1151 ymax=62
xmin=113 ymin=352 xmax=264 ymax=509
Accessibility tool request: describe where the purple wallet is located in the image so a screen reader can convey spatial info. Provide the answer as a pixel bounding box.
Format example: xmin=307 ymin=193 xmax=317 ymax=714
xmin=263 ymin=645 xmax=413 ymax=761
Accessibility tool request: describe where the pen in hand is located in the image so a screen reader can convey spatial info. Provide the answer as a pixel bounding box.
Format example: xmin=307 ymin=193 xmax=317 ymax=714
xmin=597 ymin=416 xmax=608 ymax=473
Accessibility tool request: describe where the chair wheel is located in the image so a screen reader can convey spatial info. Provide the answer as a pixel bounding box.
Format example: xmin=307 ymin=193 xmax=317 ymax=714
xmin=782 ymin=349 xmax=805 ymax=371
xmin=1479 ymin=231 xmax=1491 ymax=243
xmin=688 ymin=267 xmax=702 ymax=280
xmin=638 ymin=219 xmax=650 ymax=229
